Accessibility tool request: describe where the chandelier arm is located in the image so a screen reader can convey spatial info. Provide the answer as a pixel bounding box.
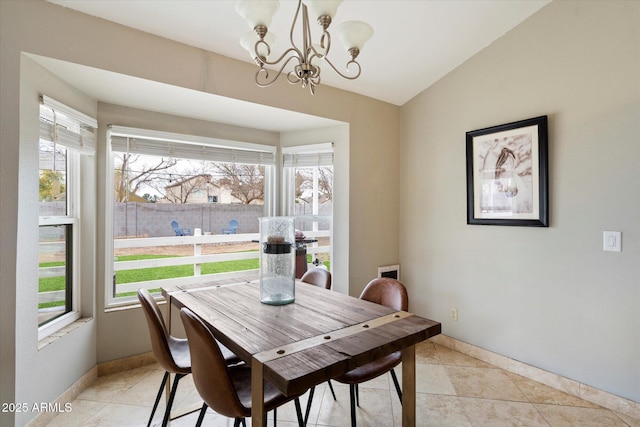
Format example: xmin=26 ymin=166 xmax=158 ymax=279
xmin=258 ymin=47 xmax=302 ymax=67
xmin=286 ymin=70 xmax=302 ymax=85
xmin=323 ymin=58 xmax=362 ymax=80
xmin=289 ymin=0 xmax=303 ymax=52
xmin=255 ymin=55 xmax=303 ymax=87
xmin=319 ymin=31 xmax=332 ymax=57
xmin=307 ymin=32 xmax=330 ymax=64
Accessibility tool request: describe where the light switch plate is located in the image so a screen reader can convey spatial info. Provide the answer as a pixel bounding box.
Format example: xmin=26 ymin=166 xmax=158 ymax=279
xmin=603 ymin=231 xmax=621 ymax=252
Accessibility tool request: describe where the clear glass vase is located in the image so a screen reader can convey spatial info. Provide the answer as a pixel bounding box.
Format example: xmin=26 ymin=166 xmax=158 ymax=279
xmin=259 ymin=217 xmax=295 ymax=305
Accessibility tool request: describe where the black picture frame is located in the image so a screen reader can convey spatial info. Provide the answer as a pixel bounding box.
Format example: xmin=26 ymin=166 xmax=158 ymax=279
xmin=466 ymin=116 xmax=548 ymax=227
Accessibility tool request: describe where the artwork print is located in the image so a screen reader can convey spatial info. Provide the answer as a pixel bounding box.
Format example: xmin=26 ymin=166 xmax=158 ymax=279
xmin=466 ymin=116 xmax=548 ymax=227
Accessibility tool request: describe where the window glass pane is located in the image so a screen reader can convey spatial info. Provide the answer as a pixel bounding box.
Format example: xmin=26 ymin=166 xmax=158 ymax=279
xmin=293 ymin=166 xmax=333 ymax=270
xmin=39 ymin=139 xmax=67 ymax=216
xmin=111 ymin=151 xmax=267 ymax=300
xmin=38 ymin=224 xmax=71 ymax=326
xmin=293 ymin=166 xmax=333 ymax=215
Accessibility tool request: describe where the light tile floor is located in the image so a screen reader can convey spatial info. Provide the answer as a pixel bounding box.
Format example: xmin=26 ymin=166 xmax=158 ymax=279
xmin=47 ymin=341 xmax=639 ymax=427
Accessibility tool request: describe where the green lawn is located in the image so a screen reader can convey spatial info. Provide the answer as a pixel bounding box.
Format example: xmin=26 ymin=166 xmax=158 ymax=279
xmin=39 ymin=252 xmax=330 ymax=306
xmin=38 ymin=253 xmax=260 ymax=306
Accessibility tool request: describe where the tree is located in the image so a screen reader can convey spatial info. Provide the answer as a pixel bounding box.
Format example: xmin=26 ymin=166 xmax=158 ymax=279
xmin=142 ymin=193 xmax=159 ymax=203
xmin=113 ymin=153 xmax=177 ymax=202
xmin=296 ymin=166 xmax=333 ymax=203
xmin=39 ymin=170 xmax=66 ymax=201
xmin=317 ymin=167 xmax=333 ymax=201
xmin=212 ymin=163 xmax=264 ymax=204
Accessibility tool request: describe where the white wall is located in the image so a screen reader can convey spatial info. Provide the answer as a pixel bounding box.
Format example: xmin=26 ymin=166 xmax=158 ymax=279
xmin=12 ymin=54 xmax=99 ymax=427
xmin=399 ymin=0 xmax=639 ymax=402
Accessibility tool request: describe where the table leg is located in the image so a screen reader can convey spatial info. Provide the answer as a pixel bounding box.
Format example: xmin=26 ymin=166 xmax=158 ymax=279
xmin=165 ymin=300 xmax=172 ymax=412
xmin=252 ymin=357 xmax=265 ymax=427
xmin=401 ymin=345 xmax=416 ymax=427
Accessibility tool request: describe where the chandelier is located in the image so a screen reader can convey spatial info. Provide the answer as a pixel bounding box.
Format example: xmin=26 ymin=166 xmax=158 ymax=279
xmin=236 ymin=0 xmax=373 ymax=94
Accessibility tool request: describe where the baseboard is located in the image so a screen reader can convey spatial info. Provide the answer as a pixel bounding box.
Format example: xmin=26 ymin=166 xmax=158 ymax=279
xmin=25 ymin=352 xmax=156 ymax=427
xmin=430 ymin=335 xmax=640 ymax=421
xmin=25 ymin=366 xmax=97 ymax=427
xmin=96 ymin=351 xmax=156 ymax=377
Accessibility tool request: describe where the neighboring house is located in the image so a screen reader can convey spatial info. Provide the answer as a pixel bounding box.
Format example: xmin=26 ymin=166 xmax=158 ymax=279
xmin=160 ymin=174 xmax=255 ymax=205
xmin=161 ymin=174 xmax=215 ymax=204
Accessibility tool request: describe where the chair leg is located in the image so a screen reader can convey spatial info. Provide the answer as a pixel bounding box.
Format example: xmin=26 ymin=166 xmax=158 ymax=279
xmin=273 ymin=407 xmax=277 ymax=427
xmin=390 ymin=368 xmax=402 ymax=402
xmin=233 ymin=418 xmax=241 ymax=427
xmin=147 ymin=371 xmax=169 ymax=427
xmin=294 ymin=397 xmax=304 ymax=427
xmin=195 ymin=403 xmax=207 ymax=427
xmin=303 ymin=386 xmax=315 ymax=426
xmin=349 ymin=385 xmax=357 ymax=427
xmin=161 ymin=373 xmax=185 ymax=427
xmin=355 ymin=384 xmax=360 ymax=407
xmin=327 ymin=380 xmax=337 ymax=400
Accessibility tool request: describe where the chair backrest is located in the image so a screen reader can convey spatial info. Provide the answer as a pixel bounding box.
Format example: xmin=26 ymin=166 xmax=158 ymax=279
xmin=359 ymin=277 xmax=408 ymax=311
xmin=171 ymin=220 xmax=181 ymax=235
xmin=229 ymin=219 xmax=238 ymax=231
xmin=180 ymin=307 xmax=246 ymax=418
xmin=300 ymin=267 xmax=332 ymax=290
xmin=137 ymin=288 xmax=181 ymax=372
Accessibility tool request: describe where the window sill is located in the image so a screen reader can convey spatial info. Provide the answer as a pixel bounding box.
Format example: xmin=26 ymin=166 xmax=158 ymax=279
xmin=38 ymin=317 xmax=92 ymax=351
xmin=104 ymin=297 xmax=166 ymax=313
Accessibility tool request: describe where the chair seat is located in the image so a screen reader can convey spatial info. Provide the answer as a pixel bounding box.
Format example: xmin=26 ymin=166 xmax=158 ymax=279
xmin=167 ymin=336 xmax=191 ymax=374
xmin=218 ymin=341 xmax=243 ymax=366
xmin=334 ymin=351 xmax=401 ymax=384
xmin=230 ymin=365 xmax=295 ymax=416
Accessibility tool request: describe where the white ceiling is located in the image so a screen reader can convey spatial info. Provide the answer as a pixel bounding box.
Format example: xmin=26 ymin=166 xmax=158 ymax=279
xmin=48 ymin=0 xmax=549 ymax=106
xmin=41 ymin=0 xmax=550 ymax=131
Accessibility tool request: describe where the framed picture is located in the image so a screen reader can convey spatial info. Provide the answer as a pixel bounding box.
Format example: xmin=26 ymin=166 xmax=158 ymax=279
xmin=466 ymin=116 xmax=548 ymax=226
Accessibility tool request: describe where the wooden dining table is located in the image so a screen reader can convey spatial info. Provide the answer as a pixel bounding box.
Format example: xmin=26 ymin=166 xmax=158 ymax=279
xmin=162 ymin=277 xmax=441 ymax=427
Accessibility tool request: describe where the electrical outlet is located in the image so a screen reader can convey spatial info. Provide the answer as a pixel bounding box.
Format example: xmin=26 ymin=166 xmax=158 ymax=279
xmin=450 ymin=308 xmax=458 ymax=321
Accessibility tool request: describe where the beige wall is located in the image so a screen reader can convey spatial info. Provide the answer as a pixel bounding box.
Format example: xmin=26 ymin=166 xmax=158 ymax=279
xmin=2 ymin=1 xmax=637 ymax=426
xmin=0 ymin=1 xmax=400 ymax=425
xmin=400 ymin=0 xmax=639 ymax=402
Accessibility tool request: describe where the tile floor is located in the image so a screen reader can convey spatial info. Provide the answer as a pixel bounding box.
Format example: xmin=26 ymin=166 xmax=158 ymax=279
xmin=47 ymin=341 xmax=639 ymax=427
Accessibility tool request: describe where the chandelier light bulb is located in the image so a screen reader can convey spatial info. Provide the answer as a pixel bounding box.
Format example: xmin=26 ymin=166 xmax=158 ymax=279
xmin=236 ymin=0 xmax=280 ymax=29
xmin=304 ymin=0 xmax=343 ymax=20
xmin=337 ymin=20 xmax=374 ymax=52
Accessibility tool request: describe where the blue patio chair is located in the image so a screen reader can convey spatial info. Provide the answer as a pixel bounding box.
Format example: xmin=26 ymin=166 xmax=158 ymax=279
xmin=222 ymin=219 xmax=238 ymax=234
xmin=171 ymin=220 xmax=191 ymax=236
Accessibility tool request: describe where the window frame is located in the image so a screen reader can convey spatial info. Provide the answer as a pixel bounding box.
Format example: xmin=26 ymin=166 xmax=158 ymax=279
xmin=37 ymin=96 xmax=95 ymax=340
xmin=282 ymin=143 xmax=334 ymax=272
xmin=37 ymin=145 xmax=81 ymax=340
xmin=105 ymin=126 xmax=278 ymax=307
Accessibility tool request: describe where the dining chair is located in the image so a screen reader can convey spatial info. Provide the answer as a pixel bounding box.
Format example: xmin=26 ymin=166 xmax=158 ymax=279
xmin=180 ymin=307 xmax=306 ymax=427
xmin=137 ymin=288 xmax=240 ymax=427
xmin=300 ymin=267 xmax=332 ymax=290
xmin=334 ymin=277 xmax=409 ymax=427
xmin=300 ymin=267 xmax=336 ymax=423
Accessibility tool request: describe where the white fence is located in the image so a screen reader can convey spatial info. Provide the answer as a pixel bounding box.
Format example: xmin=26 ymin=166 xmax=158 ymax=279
xmin=39 ymin=228 xmax=330 ymax=304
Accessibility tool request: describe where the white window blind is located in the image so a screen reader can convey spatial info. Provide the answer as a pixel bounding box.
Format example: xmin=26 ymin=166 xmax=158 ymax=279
xmin=39 ymin=95 xmax=97 ymax=155
xmin=282 ymin=142 xmax=334 ymax=167
xmin=109 ymin=125 xmax=276 ymax=166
